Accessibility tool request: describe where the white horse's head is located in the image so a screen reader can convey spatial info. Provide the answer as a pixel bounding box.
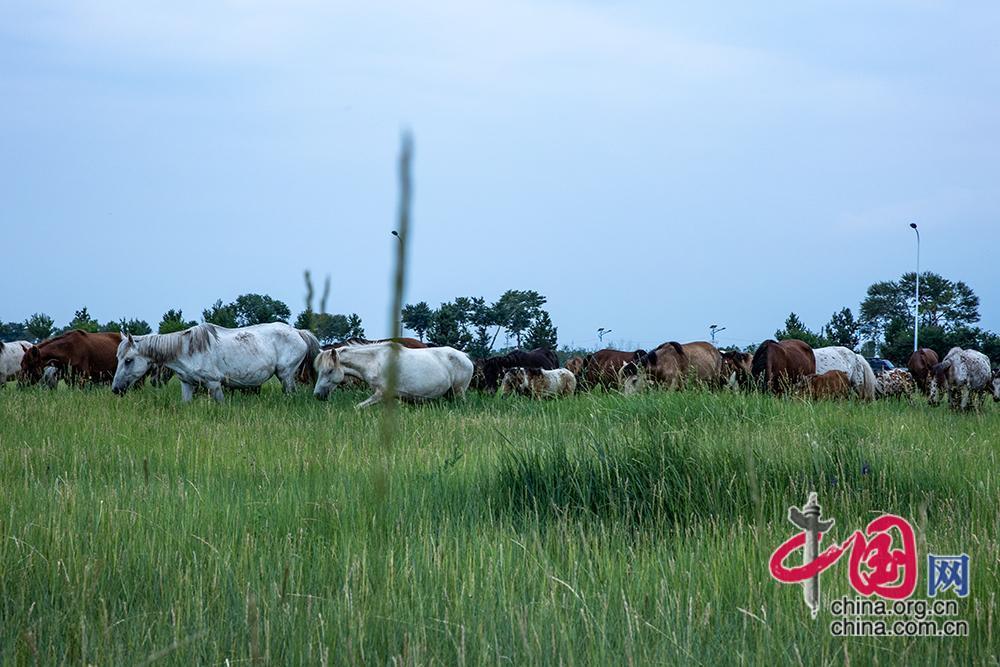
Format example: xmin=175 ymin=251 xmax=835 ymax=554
xmin=112 ymin=334 xmax=151 ymax=395
xmin=313 ymin=349 xmax=345 ymax=400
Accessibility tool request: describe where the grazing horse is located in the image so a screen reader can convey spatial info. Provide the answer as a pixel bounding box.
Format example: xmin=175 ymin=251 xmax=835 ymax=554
xmin=907 ymin=348 xmax=940 ymax=393
xmin=305 ymin=337 xmax=428 ymax=385
xmin=20 ymin=330 xmax=121 ymax=386
xmin=795 ymin=370 xmax=852 ymax=400
xmin=813 ymin=346 xmax=876 ymax=400
xmin=580 ymin=349 xmax=650 ymax=391
xmin=472 ymin=348 xmax=559 ymax=392
xmin=992 ymin=369 xmax=1000 ymax=402
xmin=313 ymin=342 xmax=473 ymax=408
xmin=751 ymin=339 xmax=816 ymax=395
xmin=680 ymin=341 xmax=723 ymax=387
xmin=928 ymin=347 xmax=992 ymax=411
xmin=112 ymin=322 xmax=320 ymax=402
xmin=721 ymin=350 xmax=753 ymax=389
xmin=0 ymin=340 xmax=31 ymax=384
xmin=876 ymin=368 xmax=916 ymax=400
xmin=40 ymin=365 xmax=61 ymax=389
xmin=564 ymin=356 xmax=586 ymax=377
xmin=500 ymin=367 xmax=576 ymax=398
xmin=322 ymin=336 xmax=428 ymax=351
xmin=646 ymin=342 xmax=689 ymax=389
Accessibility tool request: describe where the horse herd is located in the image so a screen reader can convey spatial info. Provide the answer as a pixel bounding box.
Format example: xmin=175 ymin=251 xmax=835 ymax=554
xmin=2 ymin=323 xmax=999 ymax=411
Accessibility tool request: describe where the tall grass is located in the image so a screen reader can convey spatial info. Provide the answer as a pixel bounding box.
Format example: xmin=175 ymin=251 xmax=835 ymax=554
xmin=0 ymin=384 xmax=996 ymax=664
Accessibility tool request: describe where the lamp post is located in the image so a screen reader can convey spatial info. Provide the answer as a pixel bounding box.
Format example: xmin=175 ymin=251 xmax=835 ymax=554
xmin=597 ymin=327 xmax=612 ymax=343
xmin=709 ymin=324 xmax=726 ymax=345
xmin=910 ymin=223 xmax=920 ymax=352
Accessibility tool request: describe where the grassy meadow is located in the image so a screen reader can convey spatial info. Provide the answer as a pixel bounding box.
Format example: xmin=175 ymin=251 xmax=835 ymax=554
xmin=0 ymin=382 xmax=998 ymax=664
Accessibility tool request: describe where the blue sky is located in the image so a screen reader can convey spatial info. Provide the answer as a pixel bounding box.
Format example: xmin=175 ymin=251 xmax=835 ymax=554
xmin=2 ymin=1 xmax=997 ymax=350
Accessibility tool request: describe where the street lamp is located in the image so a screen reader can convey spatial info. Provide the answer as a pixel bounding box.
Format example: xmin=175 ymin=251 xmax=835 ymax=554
xmin=910 ymin=223 xmax=920 ymax=352
xmin=597 ymin=327 xmax=612 ymax=343
xmin=709 ymin=324 xmax=726 ymax=345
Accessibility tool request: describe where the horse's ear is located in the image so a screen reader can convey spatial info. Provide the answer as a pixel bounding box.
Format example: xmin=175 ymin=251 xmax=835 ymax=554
xmin=126 ymin=333 xmax=135 ymax=345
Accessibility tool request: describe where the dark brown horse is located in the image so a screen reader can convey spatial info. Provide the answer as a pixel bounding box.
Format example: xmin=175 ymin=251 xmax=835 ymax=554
xmin=20 ymin=330 xmax=122 ymax=386
xmin=751 ymin=339 xmax=816 ymax=395
xmin=473 ymin=348 xmax=559 ymax=391
xmin=907 ymin=348 xmax=939 ymax=393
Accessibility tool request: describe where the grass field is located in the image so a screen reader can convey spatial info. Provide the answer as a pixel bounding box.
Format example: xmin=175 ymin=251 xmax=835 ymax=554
xmin=1 ymin=383 xmax=997 ymax=664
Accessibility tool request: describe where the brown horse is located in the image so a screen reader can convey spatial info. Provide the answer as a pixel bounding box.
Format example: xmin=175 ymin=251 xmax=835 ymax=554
xmin=796 ymin=370 xmax=852 ymax=400
xmin=581 ymin=349 xmax=650 ymax=390
xmin=751 ymin=339 xmax=816 ymax=395
xmin=721 ymin=350 xmax=753 ymax=388
xmin=20 ymin=330 xmax=122 ymax=386
xmin=646 ymin=342 xmax=688 ymax=389
xmin=564 ymin=356 xmax=586 ymax=376
xmin=907 ymin=348 xmax=939 ymax=393
xmin=680 ymin=341 xmax=723 ymax=387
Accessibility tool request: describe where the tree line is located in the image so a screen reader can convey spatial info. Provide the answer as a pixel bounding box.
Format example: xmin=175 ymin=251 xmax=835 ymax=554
xmin=0 ymin=293 xmax=366 ymax=346
xmin=0 ymin=288 xmax=559 ymax=360
xmin=5 ymin=272 xmax=995 ymax=365
xmin=770 ymin=271 xmax=1000 ymax=364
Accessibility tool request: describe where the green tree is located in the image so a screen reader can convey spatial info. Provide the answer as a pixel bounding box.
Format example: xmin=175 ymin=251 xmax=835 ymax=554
xmin=0 ymin=321 xmax=27 ymax=342
xmin=775 ymin=312 xmax=826 ymax=348
xmin=822 ymin=307 xmax=860 ymax=350
xmin=898 ymin=272 xmax=979 ymax=329
xmin=524 ymin=311 xmax=558 ymax=350
xmin=346 ymin=314 xmax=365 ymax=339
xmin=159 ymin=309 xmax=197 ymax=334
xmin=314 ymin=313 xmax=348 ymax=344
xmin=428 ymin=301 xmax=473 ymax=350
xmin=24 ymin=313 xmax=55 ymax=342
xmin=492 ymin=290 xmax=546 ymax=347
xmin=202 ymin=300 xmax=239 ymax=328
xmin=65 ymin=307 xmax=99 ymax=333
xmin=232 ymin=294 xmax=291 ymax=327
xmin=401 ymin=302 xmax=435 ymax=341
xmin=860 ymin=272 xmax=980 ymax=350
xmin=118 ymin=319 xmax=152 ymax=335
xmin=293 ymin=310 xmax=315 ymax=332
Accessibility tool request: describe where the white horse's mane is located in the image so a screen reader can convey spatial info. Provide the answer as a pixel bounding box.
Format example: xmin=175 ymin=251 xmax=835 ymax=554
xmin=135 ymin=323 xmax=219 ymax=363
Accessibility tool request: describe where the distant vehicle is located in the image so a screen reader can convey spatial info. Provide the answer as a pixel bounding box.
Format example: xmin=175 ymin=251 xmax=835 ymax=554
xmin=866 ymin=358 xmax=895 ymax=374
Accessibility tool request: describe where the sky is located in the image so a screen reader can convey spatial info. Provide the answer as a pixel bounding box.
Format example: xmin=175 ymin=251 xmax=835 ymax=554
xmin=2 ymin=1 xmax=998 ymax=350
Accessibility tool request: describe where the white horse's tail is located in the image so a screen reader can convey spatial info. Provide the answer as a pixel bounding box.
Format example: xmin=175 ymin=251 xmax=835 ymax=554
xmin=296 ymin=329 xmax=322 ymax=384
xmin=858 ymin=355 xmax=876 ymax=400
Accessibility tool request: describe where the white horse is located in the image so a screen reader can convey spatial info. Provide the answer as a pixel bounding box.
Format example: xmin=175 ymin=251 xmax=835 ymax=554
xmin=112 ymin=322 xmax=320 ymax=402
xmin=812 ymin=346 xmax=876 ymax=400
xmin=929 ymin=347 xmax=992 ymax=410
xmin=0 ymin=340 xmax=31 ymax=384
xmin=313 ymin=342 xmax=473 ymax=408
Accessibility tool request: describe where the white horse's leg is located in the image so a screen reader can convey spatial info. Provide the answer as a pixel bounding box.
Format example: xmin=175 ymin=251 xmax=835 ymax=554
xmin=277 ymin=367 xmax=298 ymax=394
xmin=181 ymin=381 xmax=195 ymax=402
xmin=355 ymin=390 xmax=384 ymax=409
xmin=208 ymin=382 xmax=225 ymax=403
